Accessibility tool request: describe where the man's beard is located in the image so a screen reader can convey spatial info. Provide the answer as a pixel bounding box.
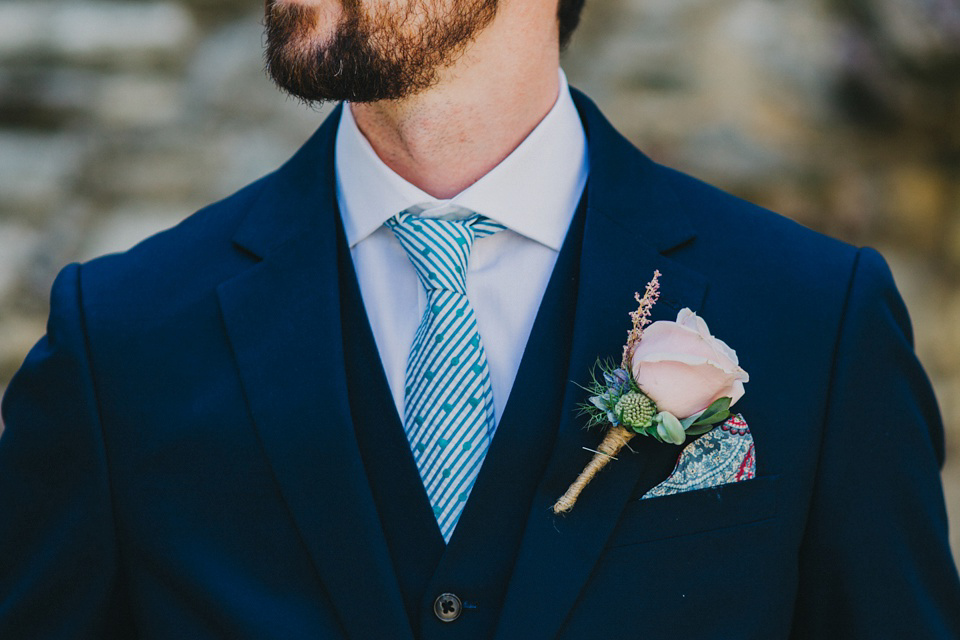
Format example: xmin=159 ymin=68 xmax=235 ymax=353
xmin=264 ymin=0 xmax=499 ymax=104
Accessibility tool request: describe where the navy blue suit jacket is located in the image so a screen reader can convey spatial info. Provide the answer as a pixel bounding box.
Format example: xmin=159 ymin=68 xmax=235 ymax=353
xmin=2 ymin=91 xmax=959 ymax=638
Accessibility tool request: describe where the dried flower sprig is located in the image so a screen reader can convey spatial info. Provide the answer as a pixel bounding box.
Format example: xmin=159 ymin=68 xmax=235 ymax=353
xmin=621 ymin=270 xmax=660 ymax=369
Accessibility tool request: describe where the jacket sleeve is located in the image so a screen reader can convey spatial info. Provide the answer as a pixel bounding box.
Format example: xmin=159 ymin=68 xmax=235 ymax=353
xmin=0 ymin=264 xmax=134 ymax=638
xmin=791 ymin=247 xmax=960 ymax=638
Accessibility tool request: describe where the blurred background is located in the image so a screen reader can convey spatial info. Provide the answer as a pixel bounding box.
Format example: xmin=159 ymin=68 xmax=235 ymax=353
xmin=0 ymin=0 xmax=957 ymax=563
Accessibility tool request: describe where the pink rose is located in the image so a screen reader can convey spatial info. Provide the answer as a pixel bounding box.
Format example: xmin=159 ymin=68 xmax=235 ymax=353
xmin=631 ymin=308 xmax=748 ymax=419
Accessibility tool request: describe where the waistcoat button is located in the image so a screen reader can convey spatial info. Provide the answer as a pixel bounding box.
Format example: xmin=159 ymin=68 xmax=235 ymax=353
xmin=433 ymin=593 xmax=462 ymax=622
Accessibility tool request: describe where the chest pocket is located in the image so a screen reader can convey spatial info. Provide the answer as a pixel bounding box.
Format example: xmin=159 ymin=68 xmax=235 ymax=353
xmin=605 ymin=474 xmax=780 ymax=549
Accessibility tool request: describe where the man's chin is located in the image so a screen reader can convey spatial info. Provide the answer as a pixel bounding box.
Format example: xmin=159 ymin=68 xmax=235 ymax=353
xmin=265 ymin=0 xmax=499 ymax=104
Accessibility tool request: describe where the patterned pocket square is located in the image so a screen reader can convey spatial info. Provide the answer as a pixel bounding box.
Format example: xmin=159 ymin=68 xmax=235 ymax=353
xmin=641 ymin=415 xmax=755 ymax=500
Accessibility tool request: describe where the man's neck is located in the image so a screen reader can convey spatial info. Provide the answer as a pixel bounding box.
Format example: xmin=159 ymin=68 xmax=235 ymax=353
xmin=349 ymin=3 xmax=561 ymax=200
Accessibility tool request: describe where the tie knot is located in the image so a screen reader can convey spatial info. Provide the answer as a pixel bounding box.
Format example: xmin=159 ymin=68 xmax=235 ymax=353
xmin=386 ymin=211 xmax=505 ymax=293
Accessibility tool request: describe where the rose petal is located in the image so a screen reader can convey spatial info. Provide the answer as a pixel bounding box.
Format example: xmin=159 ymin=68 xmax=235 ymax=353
xmin=630 ymin=309 xmax=749 ymax=419
xmin=710 ymin=335 xmax=741 ymax=367
xmin=729 ymin=378 xmax=746 ymax=407
xmin=675 ymin=308 xmax=697 ymax=328
xmin=669 ymin=309 xmax=744 ymax=369
xmin=634 ymin=350 xmax=741 ymax=374
xmin=635 ymin=360 xmax=742 ymax=418
xmin=635 ymin=322 xmax=720 ymax=366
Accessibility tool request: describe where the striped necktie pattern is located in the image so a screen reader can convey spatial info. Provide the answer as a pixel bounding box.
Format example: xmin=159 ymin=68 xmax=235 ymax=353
xmin=386 ymin=210 xmax=505 ymax=542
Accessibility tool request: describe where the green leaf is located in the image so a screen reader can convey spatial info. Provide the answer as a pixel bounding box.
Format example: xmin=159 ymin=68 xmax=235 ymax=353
xmin=654 ymin=423 xmax=667 ymax=443
xmin=692 ymin=397 xmax=732 ymax=426
xmin=708 ymin=410 xmax=731 ymax=425
xmin=680 ymin=412 xmax=701 ymax=429
xmin=684 ymin=424 xmax=716 ymax=436
xmin=656 ymin=412 xmax=686 ymax=445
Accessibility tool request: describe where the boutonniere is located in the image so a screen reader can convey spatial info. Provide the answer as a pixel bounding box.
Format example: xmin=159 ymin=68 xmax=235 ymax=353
xmin=553 ymin=271 xmax=750 ymax=514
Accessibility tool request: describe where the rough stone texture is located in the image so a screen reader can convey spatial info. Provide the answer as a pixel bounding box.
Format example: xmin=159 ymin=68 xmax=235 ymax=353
xmin=0 ymin=2 xmax=196 ymax=63
xmin=0 ymin=0 xmax=957 ymax=563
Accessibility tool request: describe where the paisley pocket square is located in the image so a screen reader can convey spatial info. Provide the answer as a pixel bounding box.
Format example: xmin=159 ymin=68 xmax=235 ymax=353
xmin=641 ymin=415 xmax=755 ymax=500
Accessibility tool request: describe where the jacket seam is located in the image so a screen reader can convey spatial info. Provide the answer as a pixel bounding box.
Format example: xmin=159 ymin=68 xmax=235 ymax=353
xmin=73 ymin=264 xmax=130 ymax=603
xmin=803 ymin=248 xmax=862 ymax=525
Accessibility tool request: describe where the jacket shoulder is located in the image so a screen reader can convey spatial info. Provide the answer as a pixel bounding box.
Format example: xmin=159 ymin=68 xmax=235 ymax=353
xmin=653 ymin=163 xmax=863 ymax=304
xmin=658 ymin=163 xmax=855 ymax=262
xmin=77 ymin=174 xmax=270 ymax=316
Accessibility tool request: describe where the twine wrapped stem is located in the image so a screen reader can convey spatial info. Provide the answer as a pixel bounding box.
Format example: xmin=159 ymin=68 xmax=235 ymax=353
xmin=552 ymin=426 xmax=636 ymax=514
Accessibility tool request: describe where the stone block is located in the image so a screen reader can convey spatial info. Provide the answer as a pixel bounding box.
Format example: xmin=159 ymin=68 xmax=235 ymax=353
xmin=94 ymin=74 xmax=184 ymax=128
xmin=0 ymin=2 xmax=197 ymax=66
xmin=0 ymin=132 xmax=87 ymax=216
xmin=0 ymin=222 xmax=42 ymax=303
xmin=886 ymin=165 xmax=948 ymax=250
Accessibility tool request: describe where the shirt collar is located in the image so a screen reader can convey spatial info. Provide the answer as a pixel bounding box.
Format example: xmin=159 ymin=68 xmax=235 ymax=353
xmin=335 ymin=69 xmax=588 ymax=251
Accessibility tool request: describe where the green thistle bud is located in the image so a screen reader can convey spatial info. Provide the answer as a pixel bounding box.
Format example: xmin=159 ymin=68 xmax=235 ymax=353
xmin=615 ymin=391 xmax=656 ymax=428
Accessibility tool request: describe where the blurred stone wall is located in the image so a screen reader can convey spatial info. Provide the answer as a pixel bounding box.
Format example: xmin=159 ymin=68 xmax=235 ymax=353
xmin=0 ymin=0 xmax=958 ymax=559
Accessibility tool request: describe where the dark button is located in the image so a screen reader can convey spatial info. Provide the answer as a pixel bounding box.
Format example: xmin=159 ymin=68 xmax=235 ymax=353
xmin=434 ymin=593 xmax=462 ymax=622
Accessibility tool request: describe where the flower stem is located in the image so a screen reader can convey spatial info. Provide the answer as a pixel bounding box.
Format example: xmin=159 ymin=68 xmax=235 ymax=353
xmin=552 ymin=426 xmax=636 ymax=514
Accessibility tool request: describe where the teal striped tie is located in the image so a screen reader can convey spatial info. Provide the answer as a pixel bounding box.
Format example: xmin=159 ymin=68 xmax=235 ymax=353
xmin=386 ymin=210 xmax=505 ymax=542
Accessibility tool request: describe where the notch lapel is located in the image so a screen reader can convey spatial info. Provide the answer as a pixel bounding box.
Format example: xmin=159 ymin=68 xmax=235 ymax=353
xmin=493 ymin=91 xmax=709 ymax=639
xmin=216 ymin=106 xmax=413 ymax=640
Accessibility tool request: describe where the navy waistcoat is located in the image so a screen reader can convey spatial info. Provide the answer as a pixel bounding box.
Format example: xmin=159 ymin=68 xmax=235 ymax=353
xmin=340 ymin=198 xmax=587 ymax=638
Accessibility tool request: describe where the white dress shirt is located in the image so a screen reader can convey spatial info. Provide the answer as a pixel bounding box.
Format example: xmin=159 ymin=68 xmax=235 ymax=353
xmin=335 ymin=69 xmax=589 ymax=428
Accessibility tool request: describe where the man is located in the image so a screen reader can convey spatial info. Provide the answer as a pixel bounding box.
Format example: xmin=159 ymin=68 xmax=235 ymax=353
xmin=1 ymin=0 xmax=958 ymax=637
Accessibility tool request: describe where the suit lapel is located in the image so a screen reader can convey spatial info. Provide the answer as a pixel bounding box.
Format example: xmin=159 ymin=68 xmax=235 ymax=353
xmin=493 ymin=91 xmax=709 ymax=639
xmin=216 ymin=106 xmax=413 ymax=640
